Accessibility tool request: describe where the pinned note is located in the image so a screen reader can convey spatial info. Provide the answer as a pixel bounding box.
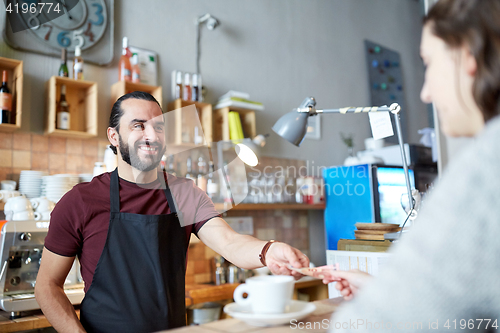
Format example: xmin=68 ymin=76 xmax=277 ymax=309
xmin=368 ymin=111 xmax=394 ymax=140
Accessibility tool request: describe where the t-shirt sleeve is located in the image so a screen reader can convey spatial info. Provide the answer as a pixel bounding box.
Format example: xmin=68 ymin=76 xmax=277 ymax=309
xmin=44 ymin=186 xmax=85 ymax=257
xmin=192 ymin=189 xmax=221 ymax=235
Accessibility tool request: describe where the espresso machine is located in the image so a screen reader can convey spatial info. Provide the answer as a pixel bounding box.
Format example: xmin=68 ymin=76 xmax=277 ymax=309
xmin=0 ymin=220 xmax=84 ymax=318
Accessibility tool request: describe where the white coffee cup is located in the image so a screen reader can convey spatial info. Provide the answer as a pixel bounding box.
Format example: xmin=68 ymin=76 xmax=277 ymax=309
xmin=1 ymin=180 xmax=16 ymax=191
xmin=4 ymin=195 xmax=33 ymax=213
xmin=93 ymin=162 xmax=107 ymax=177
xmin=40 ymin=211 xmax=51 ymax=221
xmin=11 ymin=210 xmax=41 ymax=221
xmin=233 ymin=275 xmax=295 ymax=314
xmin=0 ymin=190 xmax=20 ymax=202
xmin=30 ymin=197 xmax=55 ymax=213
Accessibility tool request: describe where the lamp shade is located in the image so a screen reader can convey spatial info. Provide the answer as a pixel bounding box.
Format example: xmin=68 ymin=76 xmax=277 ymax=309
xmin=272 ymin=111 xmax=309 ymax=146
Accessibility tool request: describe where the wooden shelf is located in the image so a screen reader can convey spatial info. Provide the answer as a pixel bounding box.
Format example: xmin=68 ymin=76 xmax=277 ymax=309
xmin=110 ymin=81 xmax=162 ymax=107
xmin=0 ymin=57 xmax=23 ymax=132
xmin=213 ymin=106 xmax=256 ymax=142
xmin=214 ymin=203 xmax=325 ymax=211
xmin=166 ymin=99 xmax=213 ymax=145
xmin=44 ymin=129 xmax=96 ymax=139
xmin=45 ymin=76 xmax=97 ymax=138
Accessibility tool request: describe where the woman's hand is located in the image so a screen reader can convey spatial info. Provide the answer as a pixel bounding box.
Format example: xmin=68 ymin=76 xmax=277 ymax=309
xmin=314 ymin=269 xmax=372 ymax=300
xmin=265 ymin=242 xmax=309 ymax=280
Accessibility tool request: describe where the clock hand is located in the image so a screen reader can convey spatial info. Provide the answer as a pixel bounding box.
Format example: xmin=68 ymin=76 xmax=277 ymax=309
xmin=55 ymin=0 xmax=73 ymax=20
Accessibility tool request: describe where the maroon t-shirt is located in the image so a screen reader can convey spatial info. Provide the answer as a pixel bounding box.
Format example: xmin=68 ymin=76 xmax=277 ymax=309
xmin=44 ymin=172 xmax=219 ymax=292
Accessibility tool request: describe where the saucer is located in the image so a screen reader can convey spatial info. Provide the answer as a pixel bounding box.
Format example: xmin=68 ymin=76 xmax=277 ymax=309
xmin=223 ymin=300 xmax=316 ymax=327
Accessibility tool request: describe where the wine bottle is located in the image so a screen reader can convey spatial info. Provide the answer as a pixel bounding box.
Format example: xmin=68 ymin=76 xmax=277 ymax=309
xmin=192 ymin=73 xmax=199 ymax=102
xmin=118 ymin=37 xmax=132 ymax=81
xmin=197 ymin=155 xmax=207 ymax=192
xmin=197 ymin=74 xmax=203 ymax=102
xmin=131 ymin=53 xmax=141 ymax=83
xmin=185 ymin=157 xmax=196 ymax=183
xmin=166 ymin=155 xmax=176 ymax=176
xmin=73 ymin=46 xmax=84 ymax=80
xmin=206 ymin=161 xmax=220 ymax=201
xmin=58 ymin=48 xmax=69 ymax=77
xmin=175 ymin=71 xmax=183 ymax=100
xmin=56 ymin=85 xmax=70 ymax=130
xmin=0 ymin=70 xmax=12 ymax=124
xmin=183 ymin=73 xmax=191 ymax=101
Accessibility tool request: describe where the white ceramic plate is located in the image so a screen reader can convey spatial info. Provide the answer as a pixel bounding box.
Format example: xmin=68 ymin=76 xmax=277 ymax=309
xmin=223 ymin=300 xmax=316 ymax=327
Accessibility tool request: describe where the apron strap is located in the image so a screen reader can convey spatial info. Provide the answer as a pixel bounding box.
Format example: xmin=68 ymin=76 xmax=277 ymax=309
xmin=110 ymin=168 xmax=120 ymax=213
xmin=111 ymin=169 xmax=176 ymax=214
xmin=162 ymin=172 xmax=177 ymax=214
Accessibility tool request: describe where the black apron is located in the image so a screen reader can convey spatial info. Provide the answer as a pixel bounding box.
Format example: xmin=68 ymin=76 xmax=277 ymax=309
xmin=80 ymin=169 xmax=188 ymax=333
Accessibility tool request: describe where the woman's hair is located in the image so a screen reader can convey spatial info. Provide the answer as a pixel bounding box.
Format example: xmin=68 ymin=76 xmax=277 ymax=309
xmin=108 ymin=91 xmax=162 ymax=154
xmin=424 ymin=0 xmax=500 ymax=122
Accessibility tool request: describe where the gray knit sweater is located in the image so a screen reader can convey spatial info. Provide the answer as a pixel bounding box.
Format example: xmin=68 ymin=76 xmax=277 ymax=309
xmin=329 ymin=116 xmax=500 ymax=332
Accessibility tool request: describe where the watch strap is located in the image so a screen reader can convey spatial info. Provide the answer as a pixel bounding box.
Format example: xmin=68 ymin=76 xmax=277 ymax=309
xmin=259 ymin=240 xmax=278 ymax=266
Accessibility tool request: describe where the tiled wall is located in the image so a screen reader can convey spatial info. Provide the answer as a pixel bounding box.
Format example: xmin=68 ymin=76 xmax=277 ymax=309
xmin=186 ymin=156 xmax=310 ymax=285
xmin=0 ymin=132 xmax=109 ymax=181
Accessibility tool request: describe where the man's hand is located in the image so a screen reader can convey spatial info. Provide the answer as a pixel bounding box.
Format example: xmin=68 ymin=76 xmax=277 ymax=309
xmin=265 ymin=242 xmax=309 ymax=280
xmin=313 ymin=269 xmax=372 ymax=300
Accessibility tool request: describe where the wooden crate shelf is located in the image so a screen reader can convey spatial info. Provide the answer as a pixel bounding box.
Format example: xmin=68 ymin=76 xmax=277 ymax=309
xmin=213 ymin=106 xmax=256 ymax=142
xmin=45 ymin=76 xmax=97 ymax=138
xmin=166 ymin=99 xmax=213 ymax=146
xmin=0 ymin=57 xmax=23 ymax=132
xmin=110 ymin=81 xmax=162 ymax=107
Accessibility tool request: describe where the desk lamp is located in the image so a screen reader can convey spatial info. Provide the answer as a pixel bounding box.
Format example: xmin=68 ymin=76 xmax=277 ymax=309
xmin=272 ymin=96 xmax=415 ymax=216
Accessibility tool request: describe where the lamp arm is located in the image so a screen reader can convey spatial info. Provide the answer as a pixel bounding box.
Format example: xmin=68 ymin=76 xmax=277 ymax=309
xmin=296 ymin=103 xmax=414 ymax=212
xmin=393 ymin=112 xmax=414 ymax=212
xmin=296 ymin=106 xmax=392 ymax=114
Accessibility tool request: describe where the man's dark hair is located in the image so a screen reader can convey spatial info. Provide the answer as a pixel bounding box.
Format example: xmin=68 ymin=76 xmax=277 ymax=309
xmin=108 ymin=91 xmax=162 ymax=154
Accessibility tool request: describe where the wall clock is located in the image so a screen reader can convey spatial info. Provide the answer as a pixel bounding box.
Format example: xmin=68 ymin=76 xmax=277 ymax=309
xmin=2 ymin=0 xmax=114 ymax=66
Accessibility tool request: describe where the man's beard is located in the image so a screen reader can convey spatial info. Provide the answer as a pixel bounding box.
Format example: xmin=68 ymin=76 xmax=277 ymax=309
xmin=118 ymin=134 xmax=166 ymax=172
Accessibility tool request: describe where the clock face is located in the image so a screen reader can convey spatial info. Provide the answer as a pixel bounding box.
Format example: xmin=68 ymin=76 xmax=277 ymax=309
xmin=3 ymin=0 xmax=114 ymax=65
xmin=17 ymin=0 xmax=108 ymax=52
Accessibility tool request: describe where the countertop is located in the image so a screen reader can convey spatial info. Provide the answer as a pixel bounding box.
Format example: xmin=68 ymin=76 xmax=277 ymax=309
xmin=167 ymin=297 xmax=344 ymax=333
xmin=0 ymin=278 xmax=324 ymax=332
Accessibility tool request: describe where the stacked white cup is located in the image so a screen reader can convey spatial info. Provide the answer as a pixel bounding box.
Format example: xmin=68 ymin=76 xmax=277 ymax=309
xmin=1 ymin=180 xmax=16 ymax=190
xmin=0 ymin=180 xmax=21 ymax=204
xmin=30 ymin=197 xmax=55 ymax=221
xmin=4 ymin=195 xmax=41 ymax=221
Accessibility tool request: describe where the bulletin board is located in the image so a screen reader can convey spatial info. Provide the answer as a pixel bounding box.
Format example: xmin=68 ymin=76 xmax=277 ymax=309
xmin=364 ymin=40 xmax=407 ymax=144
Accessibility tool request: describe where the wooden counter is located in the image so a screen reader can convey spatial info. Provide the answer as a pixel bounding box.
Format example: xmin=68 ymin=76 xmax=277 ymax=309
xmin=0 ymin=278 xmax=326 ymax=332
xmin=0 ymin=309 xmax=80 ymax=333
xmin=185 ymin=283 xmax=240 ymax=306
xmin=168 ymin=297 xmax=344 ymax=333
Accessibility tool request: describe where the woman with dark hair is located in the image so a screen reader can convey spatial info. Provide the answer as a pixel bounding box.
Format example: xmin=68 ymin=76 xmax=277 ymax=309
xmin=319 ymin=0 xmax=500 ymax=331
